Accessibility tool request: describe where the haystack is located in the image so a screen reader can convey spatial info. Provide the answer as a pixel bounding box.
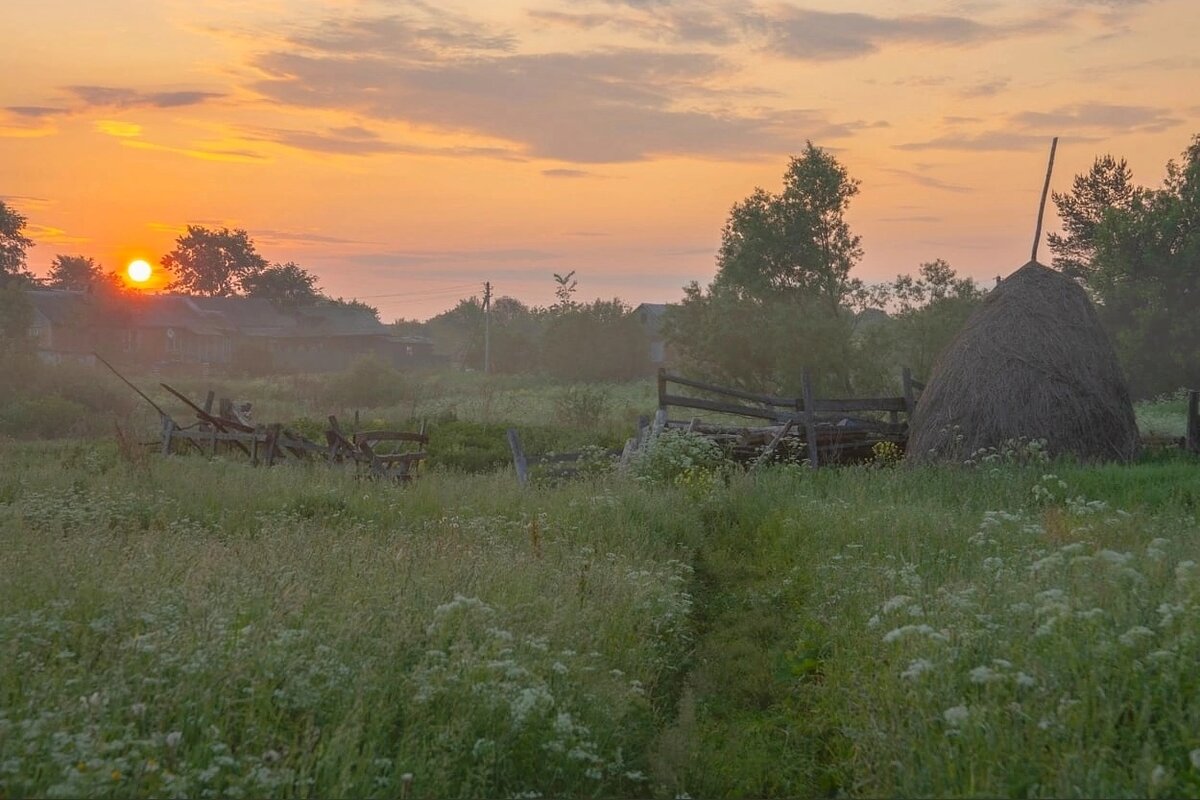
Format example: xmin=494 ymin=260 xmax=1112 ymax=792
xmin=907 ymin=261 xmax=1139 ymax=463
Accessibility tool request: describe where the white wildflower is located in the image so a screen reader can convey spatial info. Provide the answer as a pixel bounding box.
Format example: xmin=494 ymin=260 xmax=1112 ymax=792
xmin=943 ymin=705 xmax=970 ymax=726
xmin=901 ymin=659 xmax=934 ymax=680
xmin=1098 ymin=550 xmax=1132 ymax=566
xmin=1189 ymin=749 xmax=1200 ymax=770
xmin=969 ymin=665 xmax=1003 ymax=684
xmin=1118 ymin=626 xmax=1154 ymax=647
xmin=165 ymin=731 xmax=182 ymax=749
xmin=881 ymin=594 xmax=912 ymax=614
xmin=1016 ymin=672 xmax=1037 ymax=688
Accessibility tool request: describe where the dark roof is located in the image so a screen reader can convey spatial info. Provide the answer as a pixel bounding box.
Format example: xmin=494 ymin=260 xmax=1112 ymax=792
xmin=26 ymin=291 xmax=393 ymax=339
xmin=27 ymin=290 xmax=87 ymax=325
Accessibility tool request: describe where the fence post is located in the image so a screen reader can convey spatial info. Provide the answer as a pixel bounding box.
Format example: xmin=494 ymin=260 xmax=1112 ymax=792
xmin=1187 ymin=389 xmax=1199 ymax=454
xmin=160 ymin=415 xmax=175 ymax=457
xmin=902 ymin=367 xmax=916 ymax=417
xmin=801 ymin=368 xmax=819 ymax=468
xmin=657 ymin=368 xmax=668 ymax=411
xmin=507 ymin=428 xmax=529 ymax=487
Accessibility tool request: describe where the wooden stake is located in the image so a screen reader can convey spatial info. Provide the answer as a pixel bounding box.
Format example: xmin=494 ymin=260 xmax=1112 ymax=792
xmin=1031 ymin=136 xmax=1059 ymax=263
xmin=1187 ymin=390 xmax=1199 ymax=454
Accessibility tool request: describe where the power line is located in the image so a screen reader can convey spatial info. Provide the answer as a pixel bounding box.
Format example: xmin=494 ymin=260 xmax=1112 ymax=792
xmin=354 ymin=283 xmax=479 ymax=300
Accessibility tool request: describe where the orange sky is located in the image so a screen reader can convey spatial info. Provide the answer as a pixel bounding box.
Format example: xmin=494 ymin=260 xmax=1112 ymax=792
xmin=2 ymin=0 xmax=1198 ymax=320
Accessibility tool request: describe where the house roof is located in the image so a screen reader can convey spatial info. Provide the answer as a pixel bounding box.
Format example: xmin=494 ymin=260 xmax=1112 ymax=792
xmin=25 ymin=290 xmax=392 ymax=339
xmin=26 ymin=290 xmax=88 ymax=325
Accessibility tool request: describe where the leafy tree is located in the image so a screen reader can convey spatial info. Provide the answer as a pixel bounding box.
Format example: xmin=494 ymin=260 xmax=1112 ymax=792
xmin=867 ymin=260 xmax=984 ymax=379
xmin=712 ymin=141 xmax=863 ymax=309
xmin=1087 ymin=134 xmax=1200 ymax=395
xmin=46 ymin=255 xmax=103 ymax=290
xmin=665 ymin=145 xmax=870 ymax=393
xmin=324 ymin=296 xmax=381 ymax=321
xmin=242 ymin=262 xmax=321 ymax=306
xmin=161 ymin=226 xmax=268 ymax=296
xmin=540 ymin=298 xmax=648 ymax=382
xmin=1048 ymin=155 xmax=1140 ymax=280
xmin=0 ymin=200 xmax=34 ymax=280
xmin=551 ymin=271 xmax=579 ymax=313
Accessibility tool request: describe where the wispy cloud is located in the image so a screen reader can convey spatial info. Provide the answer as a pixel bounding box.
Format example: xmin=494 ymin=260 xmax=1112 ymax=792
xmin=349 ymin=248 xmax=563 ymax=269
xmin=122 ymin=139 xmax=267 ymax=163
xmin=241 ymin=8 xmax=874 ymax=163
xmin=877 ymin=167 xmax=973 ymax=193
xmin=898 ymin=102 xmax=1182 ymax=151
xmin=542 ymin=168 xmax=601 ymax=178
xmin=65 ymin=86 xmax=224 ymax=110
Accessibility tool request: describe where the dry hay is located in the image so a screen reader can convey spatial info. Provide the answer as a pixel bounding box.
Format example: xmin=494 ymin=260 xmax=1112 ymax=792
xmin=908 ymin=260 xmax=1139 ymax=464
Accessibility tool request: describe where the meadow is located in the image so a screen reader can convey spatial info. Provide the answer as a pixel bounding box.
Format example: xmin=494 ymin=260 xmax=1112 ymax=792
xmin=1 ymin=365 xmax=1198 ymax=798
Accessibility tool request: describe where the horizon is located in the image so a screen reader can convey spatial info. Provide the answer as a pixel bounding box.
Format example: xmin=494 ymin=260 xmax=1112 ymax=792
xmin=2 ymin=0 xmax=1197 ymax=321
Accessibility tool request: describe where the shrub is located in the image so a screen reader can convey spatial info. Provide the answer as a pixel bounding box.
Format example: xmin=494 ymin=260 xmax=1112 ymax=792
xmin=632 ymin=429 xmax=730 ymax=485
xmin=553 ymin=385 xmax=609 ymax=429
xmin=318 ymin=355 xmax=408 ymax=409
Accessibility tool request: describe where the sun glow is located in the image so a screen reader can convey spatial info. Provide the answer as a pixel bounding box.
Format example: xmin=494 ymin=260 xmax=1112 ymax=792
xmin=127 ymin=259 xmax=152 ymax=283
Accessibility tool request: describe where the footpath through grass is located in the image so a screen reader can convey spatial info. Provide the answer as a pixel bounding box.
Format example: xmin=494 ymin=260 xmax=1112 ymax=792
xmin=1 ymin=439 xmax=1198 ymax=797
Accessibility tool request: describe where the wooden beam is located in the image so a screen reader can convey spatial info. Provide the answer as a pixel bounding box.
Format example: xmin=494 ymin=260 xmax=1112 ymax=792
xmin=801 ymin=368 xmax=819 ymax=469
xmin=752 ymin=418 xmax=795 ymax=471
xmin=660 ymin=372 xmax=791 ymax=407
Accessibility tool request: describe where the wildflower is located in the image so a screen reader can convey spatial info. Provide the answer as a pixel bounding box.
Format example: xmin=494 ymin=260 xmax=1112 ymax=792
xmin=1150 ymin=765 xmax=1170 ymax=788
xmin=1016 ymin=672 xmax=1037 ymax=688
xmin=1190 ymin=749 xmax=1200 ymax=770
xmin=166 ymin=731 xmax=183 ymax=749
xmin=969 ymin=665 xmax=1003 ymax=684
xmin=111 ymin=770 xmax=122 ymax=781
xmin=894 ymin=658 xmax=927 ymax=681
xmin=131 ymin=702 xmax=146 ymax=718
xmin=881 ymin=594 xmax=912 ymax=614
xmin=943 ymin=705 xmax=970 ymax=726
xmin=1118 ymin=626 xmax=1154 ymax=647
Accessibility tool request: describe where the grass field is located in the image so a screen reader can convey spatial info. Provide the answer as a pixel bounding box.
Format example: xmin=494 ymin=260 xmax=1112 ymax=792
xmin=1 ymin=373 xmax=1198 ymax=797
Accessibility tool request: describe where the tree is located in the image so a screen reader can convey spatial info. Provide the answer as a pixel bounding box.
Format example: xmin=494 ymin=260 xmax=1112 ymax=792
xmin=1086 ymin=134 xmax=1200 ymax=396
xmin=712 ymin=142 xmax=863 ymax=309
xmin=1048 ymin=155 xmax=1140 ymax=280
xmin=241 ymin=262 xmax=321 ymax=306
xmin=665 ymin=145 xmax=870 ymax=393
xmin=869 ymin=260 xmax=984 ymax=379
xmin=46 ymin=255 xmax=103 ymax=290
xmin=551 ymin=271 xmax=578 ymax=313
xmin=161 ymin=226 xmax=268 ymax=296
xmin=0 ymin=200 xmax=34 ymax=280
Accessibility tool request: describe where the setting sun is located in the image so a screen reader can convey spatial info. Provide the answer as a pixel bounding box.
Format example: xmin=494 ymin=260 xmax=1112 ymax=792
xmin=126 ymin=259 xmax=152 ymax=283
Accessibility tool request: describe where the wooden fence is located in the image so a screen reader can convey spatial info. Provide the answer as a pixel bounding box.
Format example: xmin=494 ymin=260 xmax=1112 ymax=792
xmin=1188 ymin=389 xmax=1199 ymax=455
xmin=655 ymin=368 xmax=924 ymax=467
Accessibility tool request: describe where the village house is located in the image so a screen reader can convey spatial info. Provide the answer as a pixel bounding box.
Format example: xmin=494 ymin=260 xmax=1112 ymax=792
xmin=25 ymin=289 xmax=438 ymax=372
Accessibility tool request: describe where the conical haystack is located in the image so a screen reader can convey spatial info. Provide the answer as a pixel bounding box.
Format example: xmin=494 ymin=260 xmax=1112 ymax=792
xmin=907 ymin=261 xmax=1139 ymax=463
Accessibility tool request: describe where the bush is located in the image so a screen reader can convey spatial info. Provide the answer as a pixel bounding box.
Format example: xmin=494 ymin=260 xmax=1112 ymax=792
xmin=0 ymin=395 xmax=89 ymax=439
xmin=553 ymin=385 xmax=609 ymax=429
xmin=318 ymin=355 xmax=408 ymax=409
xmin=632 ymin=429 xmax=730 ymax=485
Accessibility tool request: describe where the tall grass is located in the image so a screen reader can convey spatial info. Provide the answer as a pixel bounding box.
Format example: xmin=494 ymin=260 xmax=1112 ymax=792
xmin=2 ymin=407 xmax=1198 ymax=797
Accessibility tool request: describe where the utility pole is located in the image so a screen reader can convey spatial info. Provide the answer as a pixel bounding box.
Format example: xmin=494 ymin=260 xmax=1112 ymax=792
xmin=482 ymin=281 xmax=492 ymax=375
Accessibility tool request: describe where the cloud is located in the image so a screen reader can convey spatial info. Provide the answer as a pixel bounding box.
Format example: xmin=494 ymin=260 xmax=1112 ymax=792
xmin=252 ymin=228 xmax=372 ymax=245
xmin=898 ymin=101 xmax=1182 ymax=152
xmin=754 ymin=7 xmax=1070 ymax=61
xmin=0 ymin=108 xmax=60 ymax=138
xmin=959 ymin=77 xmax=1010 ymax=98
xmin=5 ymin=106 xmax=68 ymax=118
xmin=249 ymin=35 xmax=869 ymax=162
xmin=122 ymin=139 xmax=267 ymax=163
xmin=877 ymin=167 xmax=973 ymax=193
xmin=896 ymin=131 xmax=1071 ymax=152
xmin=349 ymin=248 xmax=562 ymax=269
xmin=65 ymin=86 xmax=224 ymax=109
xmin=542 ymin=168 xmax=601 ymax=178
xmin=1012 ymin=103 xmax=1182 ymax=133
xmin=26 ymin=223 xmax=88 ymax=245
xmin=243 ymin=124 xmax=526 ymax=160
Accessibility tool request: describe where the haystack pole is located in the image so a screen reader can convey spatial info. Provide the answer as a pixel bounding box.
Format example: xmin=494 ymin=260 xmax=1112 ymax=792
xmin=1031 ymin=136 xmax=1059 ymax=262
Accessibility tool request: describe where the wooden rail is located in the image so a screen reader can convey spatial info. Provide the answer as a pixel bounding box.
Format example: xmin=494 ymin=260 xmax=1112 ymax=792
xmin=656 ymin=368 xmax=922 ymax=468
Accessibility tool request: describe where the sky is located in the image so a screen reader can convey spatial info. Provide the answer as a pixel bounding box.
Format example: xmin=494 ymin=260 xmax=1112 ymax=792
xmin=1 ymin=0 xmax=1197 ymax=320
